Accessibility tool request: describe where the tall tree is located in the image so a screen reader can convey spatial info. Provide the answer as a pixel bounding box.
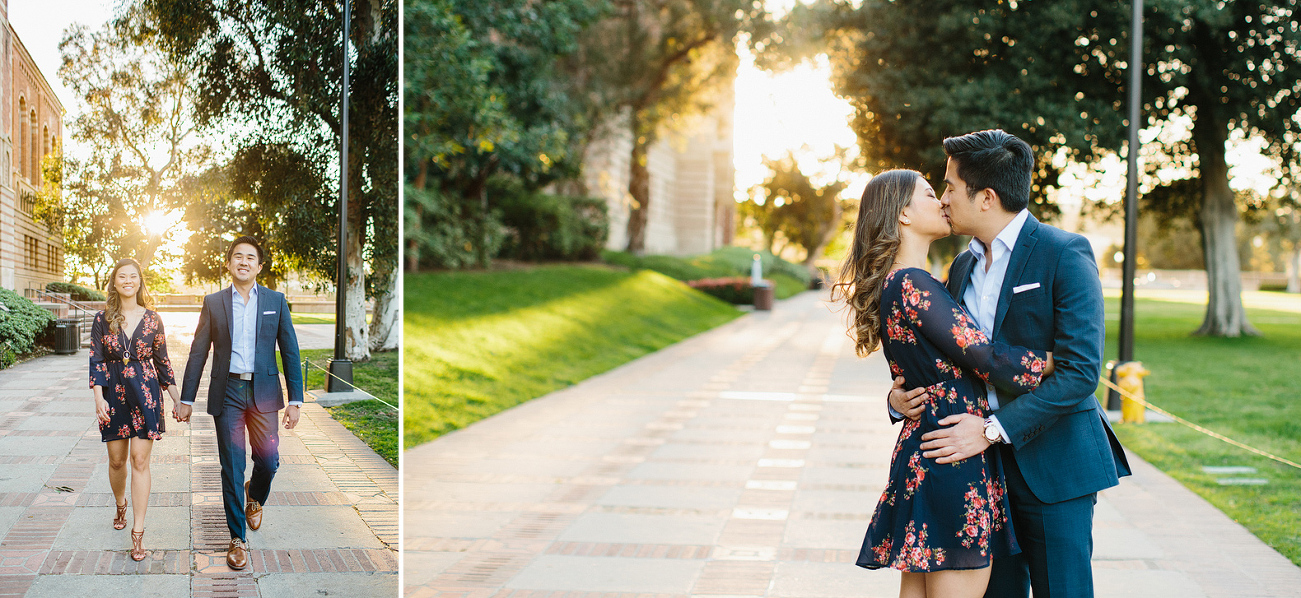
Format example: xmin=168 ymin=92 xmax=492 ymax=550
xmin=581 ymin=0 xmax=769 ymax=254
xmin=403 ymin=0 xmax=605 ymax=270
xmin=741 ymin=149 xmax=853 ymax=268
xmin=769 ymin=0 xmax=1301 ymax=336
xmin=58 ymin=11 xmax=209 ymax=275
xmin=143 ymin=0 xmax=398 ymax=358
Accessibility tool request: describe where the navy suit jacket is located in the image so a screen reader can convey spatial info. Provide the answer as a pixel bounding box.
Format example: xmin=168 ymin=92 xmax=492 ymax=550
xmin=947 ymin=215 xmax=1130 ymax=504
xmin=180 ymin=285 xmax=304 ymax=417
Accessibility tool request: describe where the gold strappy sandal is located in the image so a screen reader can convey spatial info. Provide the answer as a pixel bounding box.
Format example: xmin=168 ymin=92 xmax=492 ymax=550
xmin=130 ymin=529 xmax=146 ymax=561
xmin=113 ymin=501 xmax=128 ymax=530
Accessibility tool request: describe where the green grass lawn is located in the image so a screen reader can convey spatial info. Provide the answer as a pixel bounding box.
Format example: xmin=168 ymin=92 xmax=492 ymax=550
xmin=603 ymin=247 xmax=811 ymax=300
xmin=290 ymin=313 xmax=374 ymax=325
xmin=404 ymin=264 xmax=743 ymax=447
xmin=299 ymin=348 xmax=398 ymax=468
xmin=1100 ymin=292 xmax=1301 ymax=565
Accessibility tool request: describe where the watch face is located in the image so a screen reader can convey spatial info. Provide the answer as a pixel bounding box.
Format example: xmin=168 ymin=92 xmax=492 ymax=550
xmin=984 ymin=426 xmax=998 ymax=442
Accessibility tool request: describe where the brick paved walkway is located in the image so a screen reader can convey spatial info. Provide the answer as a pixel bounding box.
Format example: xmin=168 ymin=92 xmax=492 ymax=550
xmin=0 ymin=315 xmax=396 ymax=597
xmin=404 ymin=291 xmax=1301 ymax=598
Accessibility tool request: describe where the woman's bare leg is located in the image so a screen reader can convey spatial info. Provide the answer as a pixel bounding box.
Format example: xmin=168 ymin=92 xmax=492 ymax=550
xmin=924 ymin=567 xmax=991 ymax=598
xmin=128 ymin=438 xmax=155 ymax=532
xmin=900 ymin=571 xmax=926 ymax=598
xmin=106 ymin=439 xmax=129 ymax=506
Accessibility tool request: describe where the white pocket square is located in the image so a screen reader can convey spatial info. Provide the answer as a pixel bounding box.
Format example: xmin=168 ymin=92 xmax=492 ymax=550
xmin=1013 ymin=283 xmax=1041 ymax=294
xmin=262 ymin=310 xmax=276 ymax=315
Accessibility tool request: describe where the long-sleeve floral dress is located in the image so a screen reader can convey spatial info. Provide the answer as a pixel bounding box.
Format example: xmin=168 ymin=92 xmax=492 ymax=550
xmin=90 ymin=310 xmax=176 ymax=442
xmin=857 ymin=268 xmax=1049 ymax=572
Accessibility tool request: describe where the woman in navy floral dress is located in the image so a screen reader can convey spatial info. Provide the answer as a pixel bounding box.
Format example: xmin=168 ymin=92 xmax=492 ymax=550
xmin=90 ymin=258 xmax=179 ymax=561
xmin=833 ymin=171 xmax=1052 ymax=598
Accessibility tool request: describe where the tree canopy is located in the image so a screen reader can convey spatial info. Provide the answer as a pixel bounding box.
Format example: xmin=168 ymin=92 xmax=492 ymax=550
xmin=768 ymin=0 xmax=1301 ymax=336
xmin=142 ymin=0 xmax=399 ymax=355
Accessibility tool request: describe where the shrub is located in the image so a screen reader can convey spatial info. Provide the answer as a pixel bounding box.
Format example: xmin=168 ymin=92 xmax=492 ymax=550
xmin=687 ymin=277 xmax=769 ymax=304
xmin=405 ymin=183 xmax=506 ymax=270
xmin=603 ymin=248 xmax=812 ymax=288
xmin=46 ymin=281 xmax=106 ymax=302
xmin=0 ymin=288 xmax=56 ymax=355
xmin=494 ymin=179 xmax=609 ymax=262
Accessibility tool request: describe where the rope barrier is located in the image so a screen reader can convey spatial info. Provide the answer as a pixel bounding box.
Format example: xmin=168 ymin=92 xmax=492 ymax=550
xmin=303 ymin=359 xmax=399 ymax=412
xmin=1100 ymin=377 xmax=1301 ymax=471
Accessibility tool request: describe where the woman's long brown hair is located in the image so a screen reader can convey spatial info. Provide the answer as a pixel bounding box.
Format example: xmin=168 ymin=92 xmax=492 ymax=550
xmin=831 ymin=169 xmax=921 ymax=357
xmin=105 ymin=258 xmax=155 ymax=334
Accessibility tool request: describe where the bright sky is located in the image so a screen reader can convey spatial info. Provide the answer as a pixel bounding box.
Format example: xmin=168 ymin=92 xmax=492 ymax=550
xmin=9 ymin=0 xmax=116 ymax=114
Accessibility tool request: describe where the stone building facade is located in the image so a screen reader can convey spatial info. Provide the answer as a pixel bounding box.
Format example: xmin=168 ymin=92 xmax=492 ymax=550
xmin=0 ymin=2 xmax=64 ymax=294
xmin=584 ymin=89 xmax=736 ymax=256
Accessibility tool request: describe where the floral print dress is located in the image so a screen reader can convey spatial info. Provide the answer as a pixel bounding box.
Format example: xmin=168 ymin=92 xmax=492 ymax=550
xmin=857 ymin=268 xmax=1048 ymax=572
xmin=90 ymin=310 xmax=176 ymax=442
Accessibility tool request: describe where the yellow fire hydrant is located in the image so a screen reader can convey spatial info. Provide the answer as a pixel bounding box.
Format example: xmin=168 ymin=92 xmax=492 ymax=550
xmin=1114 ymin=361 xmax=1150 ymax=424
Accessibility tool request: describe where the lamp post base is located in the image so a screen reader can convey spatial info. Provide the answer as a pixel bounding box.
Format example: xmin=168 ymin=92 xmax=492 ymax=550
xmin=327 ymin=359 xmax=354 ymax=392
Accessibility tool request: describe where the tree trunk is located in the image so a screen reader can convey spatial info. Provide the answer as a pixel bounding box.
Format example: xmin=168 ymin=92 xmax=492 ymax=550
xmin=1288 ymin=242 xmax=1300 ymax=293
xmin=1192 ymin=118 xmax=1258 ymax=337
xmin=343 ymin=210 xmax=370 ymax=361
xmin=368 ymin=268 xmax=398 ymax=352
xmin=625 ymin=113 xmax=652 ymax=255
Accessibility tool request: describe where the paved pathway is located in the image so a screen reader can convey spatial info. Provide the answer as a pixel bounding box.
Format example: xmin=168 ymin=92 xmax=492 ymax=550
xmin=0 ymin=313 xmax=396 ymax=597
xmin=404 ymin=291 xmax=1301 ymax=598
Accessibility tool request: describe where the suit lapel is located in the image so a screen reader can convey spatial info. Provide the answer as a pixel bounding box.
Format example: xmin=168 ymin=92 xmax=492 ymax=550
xmin=221 ymin=286 xmax=234 ymax=346
xmin=993 ymin=216 xmax=1040 ymax=338
xmin=949 ymin=251 xmax=975 ymax=304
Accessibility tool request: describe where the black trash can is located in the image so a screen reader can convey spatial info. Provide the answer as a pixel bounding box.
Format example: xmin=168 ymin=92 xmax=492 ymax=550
xmin=54 ymin=319 xmax=79 ymax=355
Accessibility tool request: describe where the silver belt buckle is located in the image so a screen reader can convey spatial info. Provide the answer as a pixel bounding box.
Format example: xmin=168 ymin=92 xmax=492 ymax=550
xmin=232 ymin=372 xmax=253 ymax=381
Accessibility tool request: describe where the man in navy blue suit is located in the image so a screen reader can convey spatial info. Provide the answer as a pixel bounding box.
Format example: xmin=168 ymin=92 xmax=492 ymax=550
xmin=176 ymin=236 xmax=303 ymax=570
xmin=889 ymin=130 xmax=1130 ymax=597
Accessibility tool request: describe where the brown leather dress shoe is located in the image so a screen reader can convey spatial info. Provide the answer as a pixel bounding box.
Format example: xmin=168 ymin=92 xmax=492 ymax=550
xmin=226 ymin=538 xmax=248 ymax=570
xmin=245 ymin=481 xmax=263 ymax=531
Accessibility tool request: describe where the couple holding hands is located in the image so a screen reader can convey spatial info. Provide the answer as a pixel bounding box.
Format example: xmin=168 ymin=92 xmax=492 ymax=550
xmin=89 ymin=236 xmax=302 ymax=569
xmin=834 ymin=129 xmax=1131 ymax=598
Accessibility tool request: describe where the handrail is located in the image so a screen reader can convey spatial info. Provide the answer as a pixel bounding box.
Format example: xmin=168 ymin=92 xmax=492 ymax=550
xmin=28 ymin=289 xmax=99 ymax=313
xmin=28 ymin=289 xmax=97 ymax=345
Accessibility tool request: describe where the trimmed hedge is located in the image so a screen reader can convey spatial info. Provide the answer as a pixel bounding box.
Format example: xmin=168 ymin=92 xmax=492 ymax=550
xmin=687 ymin=277 xmax=770 ymax=304
xmin=0 ymin=288 xmax=56 ymax=356
xmin=46 ymin=281 xmax=106 ymax=302
xmin=603 ymin=248 xmax=811 ymax=300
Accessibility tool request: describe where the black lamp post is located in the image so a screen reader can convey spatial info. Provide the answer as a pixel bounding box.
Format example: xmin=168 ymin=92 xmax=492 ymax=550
xmin=1109 ymin=0 xmax=1142 ymax=410
xmin=328 ymin=0 xmax=354 ymax=393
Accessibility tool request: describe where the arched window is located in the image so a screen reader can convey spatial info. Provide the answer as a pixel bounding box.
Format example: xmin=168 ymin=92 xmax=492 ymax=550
xmin=42 ymin=125 xmax=49 ymax=176
xmin=17 ymin=97 xmax=25 ymax=180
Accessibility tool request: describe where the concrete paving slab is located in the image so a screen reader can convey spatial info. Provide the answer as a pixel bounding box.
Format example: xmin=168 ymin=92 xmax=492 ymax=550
xmin=260 ymin=463 xmax=340 ymax=492
xmin=256 ymin=572 xmax=398 ymax=597
xmin=597 ymin=485 xmax=742 ymax=510
xmin=772 ymin=561 xmax=899 ymax=597
xmin=24 ymin=574 xmax=191 ymax=597
xmin=558 ymin=512 xmax=727 ymax=545
xmin=0 ymin=463 xmax=58 ymax=493
xmin=506 ymin=555 xmax=705 ymax=593
xmin=16 ymin=415 xmax=93 ymax=431
xmin=1094 ymin=569 xmax=1207 ymax=598
xmin=245 ymin=505 xmax=386 ymax=550
xmin=403 ymin=510 xmax=517 ymax=539
xmin=784 ymin=518 xmax=870 ymax=550
xmin=626 ymin=462 xmax=755 ymax=482
xmin=52 ymin=506 xmax=190 ymax=550
xmin=403 ymin=552 xmax=466 ymax=586
xmin=0 ymin=434 xmax=80 ymax=456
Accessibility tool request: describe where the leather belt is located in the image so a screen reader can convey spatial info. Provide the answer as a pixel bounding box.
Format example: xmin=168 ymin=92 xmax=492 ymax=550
xmin=228 ymin=372 xmax=253 ymax=381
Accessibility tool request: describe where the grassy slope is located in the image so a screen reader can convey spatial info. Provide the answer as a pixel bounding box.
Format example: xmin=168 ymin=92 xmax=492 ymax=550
xmin=1101 ymin=294 xmax=1301 ymax=565
xmin=404 ymin=264 xmax=743 ymax=447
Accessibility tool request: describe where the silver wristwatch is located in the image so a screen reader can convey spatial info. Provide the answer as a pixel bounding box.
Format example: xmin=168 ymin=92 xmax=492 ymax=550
xmin=983 ymin=417 xmax=1002 ymax=444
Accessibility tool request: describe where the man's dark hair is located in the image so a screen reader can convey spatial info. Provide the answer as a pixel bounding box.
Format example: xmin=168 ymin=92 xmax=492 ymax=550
xmin=227 ymin=236 xmax=264 ymax=263
xmin=942 ymin=129 xmax=1034 ymax=212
